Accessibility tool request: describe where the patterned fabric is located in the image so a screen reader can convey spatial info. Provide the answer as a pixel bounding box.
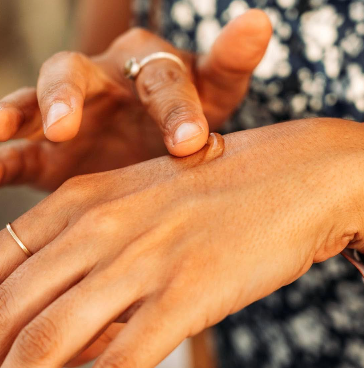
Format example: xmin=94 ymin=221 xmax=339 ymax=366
xmin=159 ymin=1 xmax=364 ymax=367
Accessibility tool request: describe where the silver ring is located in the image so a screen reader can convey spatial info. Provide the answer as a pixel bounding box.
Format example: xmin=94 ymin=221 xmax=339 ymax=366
xmin=6 ymin=223 xmax=33 ymax=257
xmin=124 ymin=52 xmax=187 ymax=80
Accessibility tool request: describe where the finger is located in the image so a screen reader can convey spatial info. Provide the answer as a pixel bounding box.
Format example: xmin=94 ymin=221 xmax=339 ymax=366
xmin=0 ymin=141 xmax=44 ymax=186
xmin=65 ymin=324 xmax=124 ymax=367
xmin=197 ymin=9 xmax=272 ymax=126
xmin=135 ymin=58 xmax=209 ymax=157
xmin=0 ymin=234 xmax=91 ymax=363
xmin=0 ymin=87 xmax=42 ymax=141
xmin=0 ymin=181 xmax=77 ymax=282
xmin=1 ymin=262 xmax=142 ymax=368
xmin=94 ymin=294 xmax=195 ymax=368
xmin=37 ymin=51 xmax=109 ymax=142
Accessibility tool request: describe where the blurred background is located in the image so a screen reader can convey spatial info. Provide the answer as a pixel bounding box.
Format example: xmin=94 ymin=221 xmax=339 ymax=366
xmin=0 ymin=1 xmax=192 ymax=367
xmin=0 ymin=0 xmax=69 ymax=227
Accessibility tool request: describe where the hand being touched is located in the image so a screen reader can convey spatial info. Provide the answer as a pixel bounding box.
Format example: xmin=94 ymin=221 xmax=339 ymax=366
xmin=1 ymin=118 xmax=364 ymax=367
xmin=0 ymin=9 xmax=272 ymax=191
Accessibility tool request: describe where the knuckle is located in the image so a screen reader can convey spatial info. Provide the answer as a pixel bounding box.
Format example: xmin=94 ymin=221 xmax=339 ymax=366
xmin=125 ymin=27 xmax=152 ymax=42
xmin=95 ymin=351 xmax=138 ymax=368
xmin=56 ymin=175 xmax=89 ymax=203
xmin=112 ymin=27 xmax=152 ymax=50
xmin=58 ymin=175 xmax=81 ymax=193
xmin=41 ymin=51 xmax=85 ymax=73
xmin=38 ymin=79 xmax=83 ymax=104
xmin=60 ymin=173 xmax=97 ymax=192
xmin=63 ymin=51 xmax=86 ymax=66
xmin=163 ymin=103 xmax=196 ymax=134
xmin=39 ymin=52 xmax=86 ymax=102
xmin=15 ymin=316 xmax=58 ymax=363
xmin=56 ymin=172 xmax=109 ymax=210
xmin=140 ymin=67 xmax=185 ymax=98
xmin=61 ymin=174 xmax=86 ymax=189
xmin=81 ymin=205 xmax=120 ymax=235
xmin=162 ymin=278 xmax=190 ymax=305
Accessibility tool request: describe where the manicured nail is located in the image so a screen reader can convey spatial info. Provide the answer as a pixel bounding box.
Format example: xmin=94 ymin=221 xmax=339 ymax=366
xmin=45 ymin=102 xmax=72 ymax=132
xmin=173 ymin=123 xmax=203 ymax=145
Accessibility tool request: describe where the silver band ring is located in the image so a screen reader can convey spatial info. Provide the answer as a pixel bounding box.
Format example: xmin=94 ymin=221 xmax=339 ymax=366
xmin=124 ymin=52 xmax=187 ymax=80
xmin=6 ymin=223 xmax=33 ymax=257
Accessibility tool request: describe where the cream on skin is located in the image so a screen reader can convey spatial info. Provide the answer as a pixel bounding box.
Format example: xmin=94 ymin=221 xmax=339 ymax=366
xmin=202 ymin=133 xmax=225 ymax=163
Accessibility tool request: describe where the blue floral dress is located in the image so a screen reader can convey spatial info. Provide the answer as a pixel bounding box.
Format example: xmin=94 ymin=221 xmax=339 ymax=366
xmin=141 ymin=0 xmax=364 ymax=366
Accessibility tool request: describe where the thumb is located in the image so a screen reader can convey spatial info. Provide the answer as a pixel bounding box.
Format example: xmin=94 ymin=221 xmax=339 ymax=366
xmin=37 ymin=52 xmax=107 ymax=142
xmin=197 ymin=9 xmax=272 ymax=126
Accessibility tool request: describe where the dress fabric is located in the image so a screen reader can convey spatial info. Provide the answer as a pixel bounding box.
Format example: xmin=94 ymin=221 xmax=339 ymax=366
xmin=160 ymin=0 xmax=364 ymax=367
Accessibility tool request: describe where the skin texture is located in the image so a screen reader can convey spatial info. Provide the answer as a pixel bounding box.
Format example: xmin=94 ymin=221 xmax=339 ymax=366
xmin=1 ymin=118 xmax=364 ymax=367
xmin=0 ymin=10 xmax=272 ymax=191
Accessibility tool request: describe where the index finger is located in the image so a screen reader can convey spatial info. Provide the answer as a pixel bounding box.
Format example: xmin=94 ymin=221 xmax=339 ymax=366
xmin=111 ymin=28 xmax=209 ymax=157
xmin=135 ymin=56 xmax=209 ymax=157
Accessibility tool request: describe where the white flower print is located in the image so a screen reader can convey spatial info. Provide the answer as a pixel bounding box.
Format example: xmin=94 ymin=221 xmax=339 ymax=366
xmin=171 ymin=1 xmax=195 ymax=30
xmin=346 ymin=63 xmax=364 ymax=112
xmin=289 ymin=310 xmax=328 ymax=354
xmin=344 ymin=339 xmax=364 ymax=368
xmin=221 ymin=0 xmax=249 ymax=22
xmin=349 ymin=1 xmax=364 ymax=22
xmin=291 ymin=94 xmax=308 ymax=114
xmin=340 ymin=32 xmax=363 ymax=58
xmin=231 ymin=326 xmax=257 ymax=359
xmin=196 ymin=18 xmax=221 ymax=53
xmin=263 ymin=325 xmax=292 ymax=368
xmin=277 ymin=0 xmax=296 ymax=9
xmin=300 ymin=5 xmax=344 ymax=78
xmin=356 ymin=22 xmax=364 ymax=35
xmin=254 ymin=34 xmax=291 ymax=79
xmin=189 ymin=0 xmax=216 ymax=17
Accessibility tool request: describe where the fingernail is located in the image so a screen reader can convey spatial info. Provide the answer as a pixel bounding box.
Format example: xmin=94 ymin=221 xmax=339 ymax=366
xmin=173 ymin=123 xmax=203 ymax=145
xmin=45 ymin=102 xmax=72 ymax=132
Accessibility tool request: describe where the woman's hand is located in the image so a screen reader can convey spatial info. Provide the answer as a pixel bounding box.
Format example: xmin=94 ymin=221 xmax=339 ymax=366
xmin=0 ymin=118 xmax=363 ymax=367
xmin=0 ymin=9 xmax=271 ymax=191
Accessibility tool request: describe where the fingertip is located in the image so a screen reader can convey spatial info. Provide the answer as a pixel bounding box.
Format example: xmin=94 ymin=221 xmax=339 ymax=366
xmin=242 ymin=9 xmax=273 ymax=37
xmin=0 ymin=107 xmax=22 ymax=142
xmin=167 ymin=122 xmax=209 ymax=157
xmin=232 ymin=9 xmax=273 ymax=51
xmin=213 ymin=8 xmax=272 ymax=73
xmin=44 ymin=109 xmax=83 ymax=142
